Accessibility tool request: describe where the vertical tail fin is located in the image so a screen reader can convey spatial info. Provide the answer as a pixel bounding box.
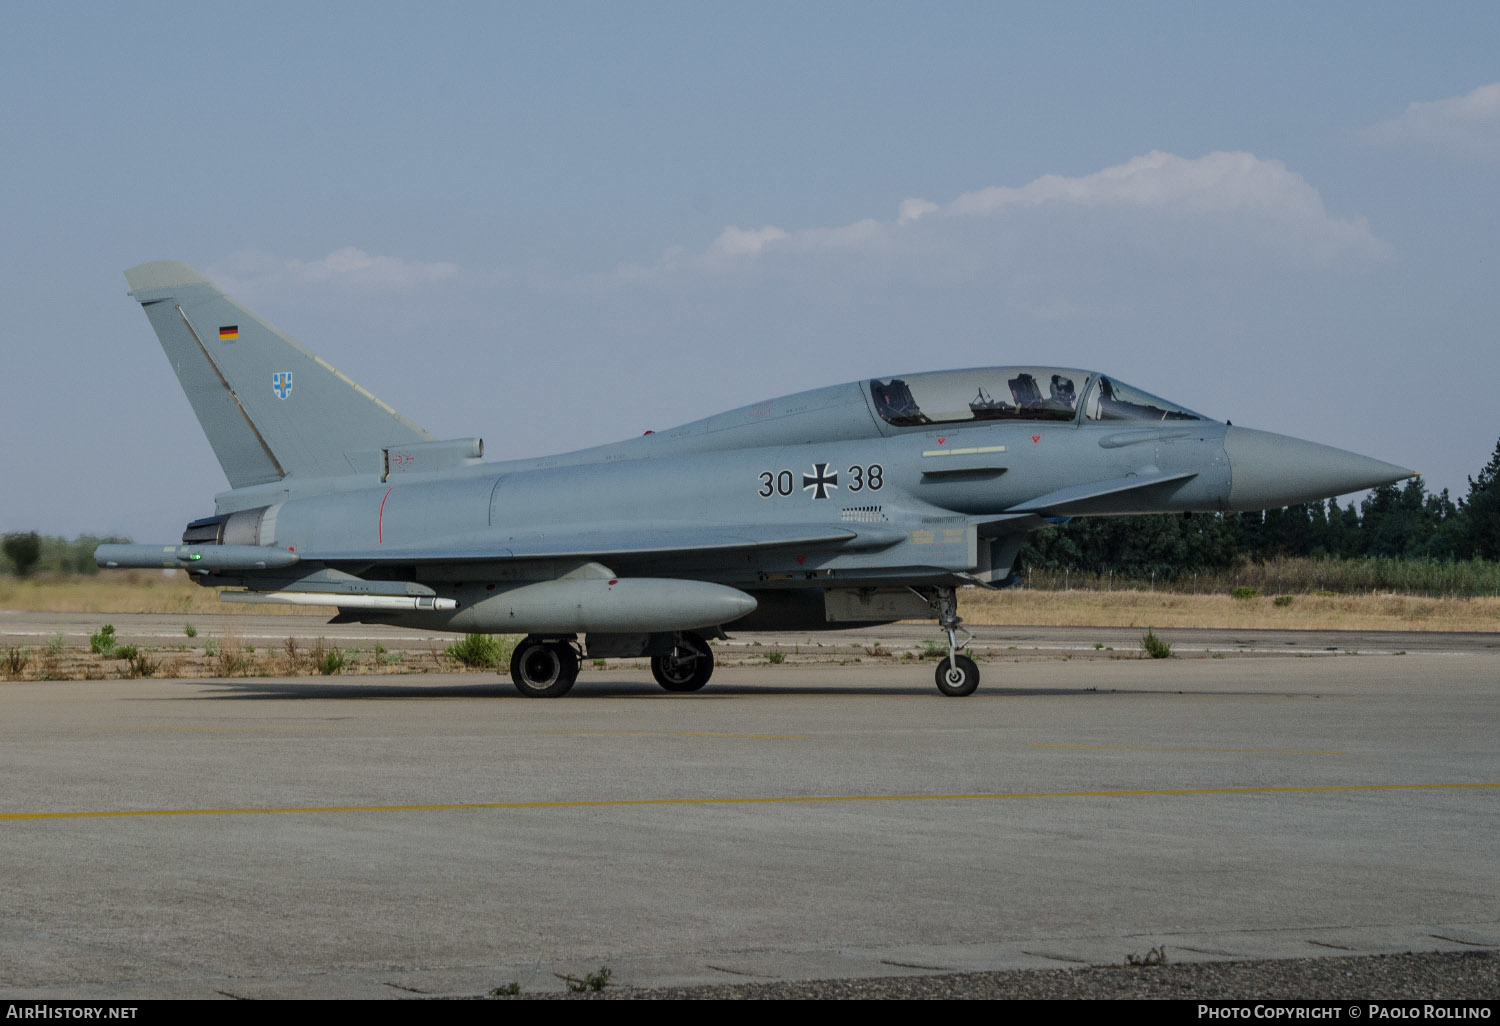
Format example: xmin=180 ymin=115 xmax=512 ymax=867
xmin=124 ymin=260 xmax=432 ymax=488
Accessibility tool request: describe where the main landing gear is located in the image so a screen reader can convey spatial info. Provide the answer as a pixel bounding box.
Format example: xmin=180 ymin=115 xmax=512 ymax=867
xmin=509 ymin=636 xmax=580 ymax=698
xmin=920 ymin=586 xmax=979 ymax=697
xmin=650 ymin=631 xmax=714 ymax=693
xmin=507 ymin=631 xmax=717 ymax=697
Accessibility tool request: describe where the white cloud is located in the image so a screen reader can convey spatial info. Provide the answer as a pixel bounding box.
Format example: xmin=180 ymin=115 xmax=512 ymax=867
xmin=212 ymin=154 xmax=1387 ymax=311
xmin=944 ymin=151 xmax=1323 ymax=219
xmin=210 ymin=247 xmax=462 ymax=294
xmin=709 ymin=225 xmax=787 ymax=258
xmin=288 ymin=247 xmax=461 ymax=288
xmin=897 ymin=197 xmax=939 ymax=223
xmin=617 ymin=150 xmax=1391 ymax=285
xmin=1362 ymin=83 xmax=1500 ymax=162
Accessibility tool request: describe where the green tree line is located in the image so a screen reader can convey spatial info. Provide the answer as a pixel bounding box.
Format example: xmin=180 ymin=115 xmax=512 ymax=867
xmin=1 ymin=533 xmax=131 ymax=576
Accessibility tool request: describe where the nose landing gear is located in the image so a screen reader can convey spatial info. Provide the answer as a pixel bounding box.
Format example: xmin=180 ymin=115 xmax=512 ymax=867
xmin=917 ymin=586 xmax=979 ymax=697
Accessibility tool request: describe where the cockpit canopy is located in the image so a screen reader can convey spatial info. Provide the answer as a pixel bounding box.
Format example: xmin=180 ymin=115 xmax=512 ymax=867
xmin=868 ymin=368 xmax=1209 ymax=427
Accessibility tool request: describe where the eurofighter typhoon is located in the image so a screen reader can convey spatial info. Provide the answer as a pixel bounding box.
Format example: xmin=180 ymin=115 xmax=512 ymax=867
xmin=98 ymin=261 xmax=1415 ymax=697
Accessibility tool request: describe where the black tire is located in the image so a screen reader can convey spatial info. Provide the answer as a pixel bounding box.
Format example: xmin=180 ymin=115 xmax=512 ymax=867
xmin=651 ymin=632 xmax=714 ymax=693
xmin=934 ymin=654 xmax=980 ymax=697
xmin=510 ymin=639 xmax=578 ymax=698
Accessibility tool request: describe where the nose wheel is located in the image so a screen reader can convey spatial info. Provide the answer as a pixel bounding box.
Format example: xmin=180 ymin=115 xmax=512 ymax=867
xmin=935 ymin=654 xmax=980 ymax=697
xmin=509 ymin=636 xmax=580 ymax=698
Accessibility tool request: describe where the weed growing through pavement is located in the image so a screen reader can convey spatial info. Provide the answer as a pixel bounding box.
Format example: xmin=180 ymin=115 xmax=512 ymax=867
xmin=556 ymin=967 xmax=613 ymax=993
xmin=124 ymin=650 xmax=157 ymax=678
xmin=3 ymin=646 xmax=30 ymax=679
xmin=445 ymin=633 xmax=512 ymax=669
xmin=1126 ymin=945 xmax=1168 ymax=967
xmin=309 ymin=638 xmax=346 ymax=675
xmin=212 ymin=632 xmax=248 ymax=676
xmin=1141 ymin=628 xmax=1173 ymax=659
xmin=89 ymin=624 xmax=117 ymax=656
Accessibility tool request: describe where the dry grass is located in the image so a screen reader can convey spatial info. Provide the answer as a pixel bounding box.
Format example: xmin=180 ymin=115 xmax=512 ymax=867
xmin=0 ymin=571 xmax=333 ymax=615
xmin=1024 ymin=556 xmax=1500 ymax=598
xmin=0 ymin=636 xmax=470 ymax=683
xmin=958 ymin=588 xmax=1500 ymax=632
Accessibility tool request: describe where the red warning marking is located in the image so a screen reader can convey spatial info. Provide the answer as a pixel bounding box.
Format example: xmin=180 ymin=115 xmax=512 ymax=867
xmin=795 ymin=556 xmax=806 ymax=566
xmin=936 ymin=437 xmax=947 ymax=445
xmin=1031 ymin=434 xmax=1041 ymax=443
xmin=377 ymin=486 xmax=394 ymax=543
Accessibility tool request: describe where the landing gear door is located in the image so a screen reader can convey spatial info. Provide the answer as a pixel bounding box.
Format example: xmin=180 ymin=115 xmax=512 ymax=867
xmin=824 ymin=588 xmax=934 ymax=623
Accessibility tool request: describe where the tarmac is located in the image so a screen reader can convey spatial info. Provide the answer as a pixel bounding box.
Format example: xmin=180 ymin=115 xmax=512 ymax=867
xmin=1 ymin=613 xmax=1496 ymax=999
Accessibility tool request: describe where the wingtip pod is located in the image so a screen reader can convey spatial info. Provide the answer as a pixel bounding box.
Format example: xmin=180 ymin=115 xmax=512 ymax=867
xmin=124 ymin=260 xmax=214 ymax=293
xmin=96 ymin=543 xmax=300 ymax=571
xmin=1224 ymin=426 xmax=1417 ymax=511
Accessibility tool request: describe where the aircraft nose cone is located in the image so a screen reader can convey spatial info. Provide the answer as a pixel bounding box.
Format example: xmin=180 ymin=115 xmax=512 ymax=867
xmin=1225 ymin=426 xmax=1415 ymax=510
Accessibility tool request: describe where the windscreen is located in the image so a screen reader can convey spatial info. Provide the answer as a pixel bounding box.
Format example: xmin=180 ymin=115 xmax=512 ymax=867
xmin=1083 ymin=377 xmax=1208 ymax=422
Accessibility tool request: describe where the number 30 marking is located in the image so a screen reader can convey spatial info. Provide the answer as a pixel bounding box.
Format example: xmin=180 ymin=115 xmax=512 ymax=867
xmin=758 ymin=470 xmax=795 ymax=497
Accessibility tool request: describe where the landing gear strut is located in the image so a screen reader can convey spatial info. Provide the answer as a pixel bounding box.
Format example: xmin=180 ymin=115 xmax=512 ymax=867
xmin=651 ymin=631 xmax=714 ymax=692
xmin=509 ymin=636 xmax=580 ymax=698
xmin=918 ymin=586 xmax=979 ymax=697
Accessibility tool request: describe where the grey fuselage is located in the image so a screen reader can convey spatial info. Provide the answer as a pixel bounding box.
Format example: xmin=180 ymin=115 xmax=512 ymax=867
xmin=172 ymin=371 xmax=1397 ymax=634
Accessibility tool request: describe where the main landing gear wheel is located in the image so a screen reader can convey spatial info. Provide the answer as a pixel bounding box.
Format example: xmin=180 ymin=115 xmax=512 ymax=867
xmin=509 ymin=638 xmax=579 ymax=698
xmin=934 ymin=655 xmax=980 ymax=697
xmin=651 ymin=632 xmax=714 ymax=693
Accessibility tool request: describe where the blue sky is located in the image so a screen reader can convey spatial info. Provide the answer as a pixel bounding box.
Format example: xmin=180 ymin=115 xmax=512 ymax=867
xmin=2 ymin=2 xmax=1497 ymax=542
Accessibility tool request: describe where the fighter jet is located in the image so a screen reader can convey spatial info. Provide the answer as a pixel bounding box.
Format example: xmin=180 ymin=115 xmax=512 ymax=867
xmin=98 ymin=260 xmax=1415 ymax=697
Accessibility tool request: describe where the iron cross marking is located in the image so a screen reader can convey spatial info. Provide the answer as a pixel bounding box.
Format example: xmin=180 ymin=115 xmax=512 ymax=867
xmin=802 ymin=463 xmax=838 ymax=499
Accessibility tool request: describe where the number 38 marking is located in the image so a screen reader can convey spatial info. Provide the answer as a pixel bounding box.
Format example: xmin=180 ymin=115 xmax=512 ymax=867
xmin=847 ymin=464 xmax=883 ymax=492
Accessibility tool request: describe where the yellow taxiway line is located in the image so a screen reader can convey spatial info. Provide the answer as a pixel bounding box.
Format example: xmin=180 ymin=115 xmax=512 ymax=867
xmin=540 ymin=730 xmax=808 ymax=740
xmin=4 ymin=782 xmax=1496 ymax=822
xmin=1031 ymin=744 xmax=1347 ymax=755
